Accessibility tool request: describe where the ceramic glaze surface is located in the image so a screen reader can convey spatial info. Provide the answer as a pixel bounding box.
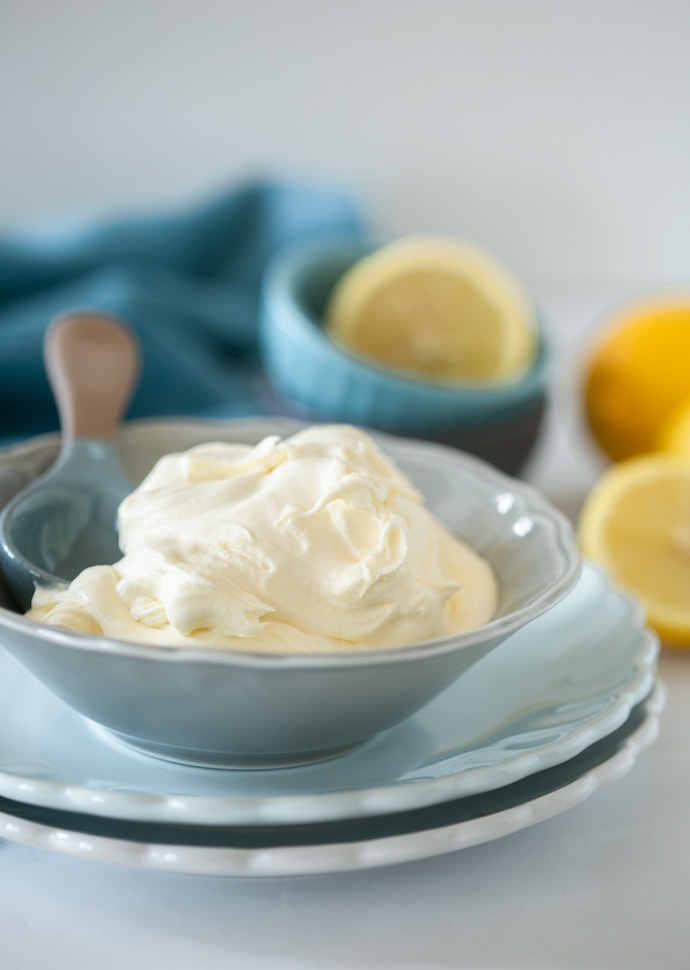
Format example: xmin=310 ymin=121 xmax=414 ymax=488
xmin=0 ymin=688 xmax=663 ymax=876
xmin=0 ymin=564 xmax=657 ymax=825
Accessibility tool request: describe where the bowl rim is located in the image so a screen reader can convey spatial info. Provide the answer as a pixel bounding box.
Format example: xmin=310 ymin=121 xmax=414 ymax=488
xmin=0 ymin=417 xmax=581 ymax=669
xmin=261 ymin=235 xmax=550 ymax=403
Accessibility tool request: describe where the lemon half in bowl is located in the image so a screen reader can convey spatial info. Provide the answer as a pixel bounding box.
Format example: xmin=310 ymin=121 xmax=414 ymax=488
xmin=259 ymin=238 xmax=549 ymax=478
xmin=324 ymin=235 xmax=538 ymax=384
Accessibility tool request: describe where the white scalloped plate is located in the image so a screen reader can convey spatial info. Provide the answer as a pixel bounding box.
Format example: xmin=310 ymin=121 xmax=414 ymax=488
xmin=0 ymin=686 xmax=664 ymax=876
xmin=0 ymin=564 xmax=658 ymax=827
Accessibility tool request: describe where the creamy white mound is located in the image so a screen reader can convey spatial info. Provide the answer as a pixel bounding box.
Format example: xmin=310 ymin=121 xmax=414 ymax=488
xmin=28 ymin=425 xmax=497 ymax=652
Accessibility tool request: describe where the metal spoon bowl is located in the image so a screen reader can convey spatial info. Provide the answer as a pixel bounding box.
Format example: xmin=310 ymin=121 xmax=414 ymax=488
xmin=0 ymin=312 xmax=140 ymax=611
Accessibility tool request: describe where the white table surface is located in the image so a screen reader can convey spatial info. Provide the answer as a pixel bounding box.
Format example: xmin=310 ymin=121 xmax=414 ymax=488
xmin=1 ymin=285 xmax=688 ymax=970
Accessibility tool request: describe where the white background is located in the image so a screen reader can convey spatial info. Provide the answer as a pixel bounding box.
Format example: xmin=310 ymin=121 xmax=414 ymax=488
xmin=1 ymin=0 xmax=689 ymax=287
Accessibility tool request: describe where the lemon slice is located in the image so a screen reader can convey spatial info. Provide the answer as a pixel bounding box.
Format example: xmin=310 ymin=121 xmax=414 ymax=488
xmin=578 ymin=454 xmax=690 ymax=647
xmin=324 ymin=236 xmax=538 ymax=382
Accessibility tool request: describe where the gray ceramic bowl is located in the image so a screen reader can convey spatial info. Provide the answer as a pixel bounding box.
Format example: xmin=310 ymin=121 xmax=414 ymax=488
xmin=0 ymin=419 xmax=580 ymax=769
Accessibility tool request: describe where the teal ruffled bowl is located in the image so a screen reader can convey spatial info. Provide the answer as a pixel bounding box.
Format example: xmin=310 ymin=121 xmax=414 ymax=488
xmin=260 ymin=238 xmax=549 ymax=476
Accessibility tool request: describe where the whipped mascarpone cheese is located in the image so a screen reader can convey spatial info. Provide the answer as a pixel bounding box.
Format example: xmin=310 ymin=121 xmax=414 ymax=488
xmin=28 ymin=425 xmax=497 ymax=652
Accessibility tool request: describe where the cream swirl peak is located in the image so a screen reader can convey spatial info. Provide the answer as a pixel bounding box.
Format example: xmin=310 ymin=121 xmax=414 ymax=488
xmin=28 ymin=425 xmax=497 ymax=651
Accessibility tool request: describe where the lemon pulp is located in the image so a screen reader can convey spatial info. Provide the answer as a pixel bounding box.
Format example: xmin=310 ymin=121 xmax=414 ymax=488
xmin=578 ymin=454 xmax=690 ymax=647
xmin=324 ymin=236 xmax=537 ymax=383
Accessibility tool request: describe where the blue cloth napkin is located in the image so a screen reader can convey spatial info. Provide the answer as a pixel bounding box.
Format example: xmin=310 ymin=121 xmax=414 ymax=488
xmin=0 ymin=179 xmax=365 ymax=443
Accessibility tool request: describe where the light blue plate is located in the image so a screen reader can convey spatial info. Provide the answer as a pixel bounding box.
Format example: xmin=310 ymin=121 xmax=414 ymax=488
xmin=0 ymin=564 xmax=658 ymax=827
xmin=0 ymin=686 xmax=663 ymax=876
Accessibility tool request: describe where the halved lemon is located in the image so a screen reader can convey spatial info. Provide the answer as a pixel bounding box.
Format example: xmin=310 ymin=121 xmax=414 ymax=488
xmin=578 ymin=453 xmax=690 ymax=647
xmin=324 ymin=236 xmax=538 ymax=382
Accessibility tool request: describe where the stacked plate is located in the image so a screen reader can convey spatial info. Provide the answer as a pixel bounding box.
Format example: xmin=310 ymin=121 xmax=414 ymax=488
xmin=0 ymin=563 xmax=662 ymax=877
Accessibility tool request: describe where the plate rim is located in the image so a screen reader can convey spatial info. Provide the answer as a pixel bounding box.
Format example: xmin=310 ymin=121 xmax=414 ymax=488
xmin=0 ymin=564 xmax=659 ymax=826
xmin=0 ymin=685 xmax=665 ymax=877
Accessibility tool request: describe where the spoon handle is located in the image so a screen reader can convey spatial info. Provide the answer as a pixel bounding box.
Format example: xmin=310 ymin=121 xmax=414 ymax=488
xmin=44 ymin=312 xmax=141 ymax=441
